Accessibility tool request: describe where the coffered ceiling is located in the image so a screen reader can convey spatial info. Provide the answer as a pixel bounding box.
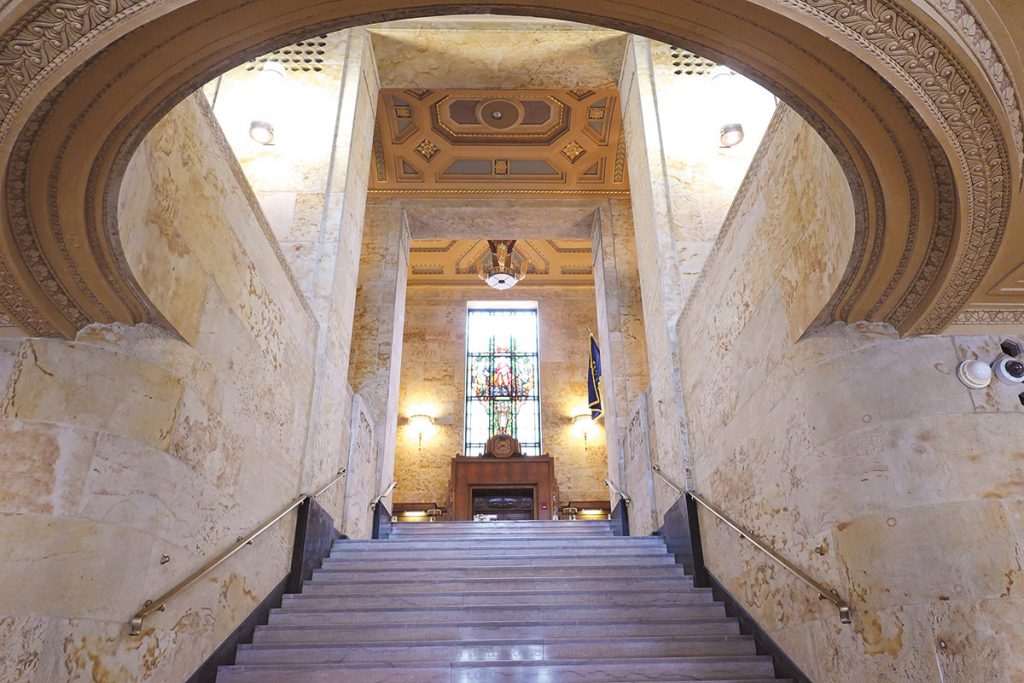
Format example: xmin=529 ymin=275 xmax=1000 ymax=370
xmin=408 ymin=239 xmax=593 ymax=286
xmin=370 ymin=88 xmax=628 ymax=195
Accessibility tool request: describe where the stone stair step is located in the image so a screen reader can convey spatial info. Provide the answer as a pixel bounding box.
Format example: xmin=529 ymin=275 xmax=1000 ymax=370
xmin=391 ymin=523 xmax=611 ymax=530
xmin=301 ymin=575 xmax=694 ymax=595
xmin=281 ymin=588 xmax=715 ymax=609
xmin=267 ymin=603 xmax=728 ymax=626
xmin=452 ymin=657 xmax=777 ymax=682
xmin=330 ymin=545 xmax=667 ymax=559
xmin=218 ymin=656 xmax=776 ymax=682
xmin=252 ymin=618 xmax=743 ymax=644
xmin=319 ymin=555 xmax=675 ymax=569
xmin=312 ymin=565 xmax=688 ymax=581
xmin=235 ymin=635 xmax=757 ymax=664
xmin=390 ymin=524 xmax=611 ymax=533
xmin=334 ymin=537 xmax=664 ymax=550
xmin=392 ymin=523 xmax=610 ymax=528
xmin=382 ymin=534 xmax=615 ymax=543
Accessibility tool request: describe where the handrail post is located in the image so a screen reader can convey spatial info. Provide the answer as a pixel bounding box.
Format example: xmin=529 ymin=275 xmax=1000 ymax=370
xmin=603 ymin=478 xmax=631 ymax=507
xmin=370 ymin=480 xmax=397 ymax=511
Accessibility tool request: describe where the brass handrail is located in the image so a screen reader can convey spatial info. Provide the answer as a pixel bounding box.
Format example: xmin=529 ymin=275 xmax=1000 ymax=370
xmin=603 ymin=478 xmax=631 ymax=507
xmin=129 ymin=468 xmax=346 ymax=636
xmin=651 ymin=465 xmax=851 ymax=624
xmin=370 ymin=480 xmax=397 ymax=510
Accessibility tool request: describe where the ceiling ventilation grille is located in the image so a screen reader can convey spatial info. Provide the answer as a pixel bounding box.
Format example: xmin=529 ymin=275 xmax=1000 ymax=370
xmin=246 ymin=36 xmax=328 ymax=72
xmin=667 ymin=46 xmax=717 ymax=76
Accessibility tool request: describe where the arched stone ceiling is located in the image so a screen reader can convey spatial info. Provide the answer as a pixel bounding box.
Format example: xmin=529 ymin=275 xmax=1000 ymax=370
xmin=0 ymin=0 xmax=1019 ymax=338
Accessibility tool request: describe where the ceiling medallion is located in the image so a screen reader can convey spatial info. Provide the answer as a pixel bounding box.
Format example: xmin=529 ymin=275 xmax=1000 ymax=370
xmin=479 ymin=240 xmax=527 ymax=290
xmin=414 ymin=139 xmax=439 ymax=161
xmin=561 ymin=140 xmax=586 ymax=163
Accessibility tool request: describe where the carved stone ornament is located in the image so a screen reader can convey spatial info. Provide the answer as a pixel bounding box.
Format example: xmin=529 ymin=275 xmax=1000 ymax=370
xmin=0 ymin=0 xmax=1017 ymax=337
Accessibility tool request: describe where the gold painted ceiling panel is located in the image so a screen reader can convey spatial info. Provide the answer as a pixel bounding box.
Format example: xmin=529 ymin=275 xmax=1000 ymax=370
xmin=370 ymin=88 xmax=628 ymax=194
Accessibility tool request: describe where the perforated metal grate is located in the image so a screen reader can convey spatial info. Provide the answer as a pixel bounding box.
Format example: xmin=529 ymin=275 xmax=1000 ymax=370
xmin=667 ymin=45 xmax=717 ymax=76
xmin=246 ymin=36 xmax=328 ymax=72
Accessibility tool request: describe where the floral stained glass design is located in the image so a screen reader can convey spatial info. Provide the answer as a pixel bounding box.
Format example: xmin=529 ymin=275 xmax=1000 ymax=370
xmin=464 ymin=306 xmax=541 ymax=456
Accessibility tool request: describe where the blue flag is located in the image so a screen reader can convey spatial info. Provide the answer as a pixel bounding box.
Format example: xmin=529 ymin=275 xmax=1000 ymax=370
xmin=588 ymin=333 xmax=603 ymax=420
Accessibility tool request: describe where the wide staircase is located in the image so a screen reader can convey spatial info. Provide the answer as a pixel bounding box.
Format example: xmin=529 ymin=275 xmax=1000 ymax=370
xmin=217 ymin=520 xmax=788 ymax=682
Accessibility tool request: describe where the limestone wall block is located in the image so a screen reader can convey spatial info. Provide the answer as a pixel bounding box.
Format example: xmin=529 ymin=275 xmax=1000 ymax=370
xmin=1 ymin=339 xmax=185 ymax=451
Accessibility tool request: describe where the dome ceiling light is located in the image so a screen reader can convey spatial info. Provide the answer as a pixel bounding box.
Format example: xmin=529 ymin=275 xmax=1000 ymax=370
xmin=479 ymin=240 xmax=527 ymax=290
xmin=248 ymin=60 xmax=285 ymax=145
xmin=710 ymin=66 xmax=746 ymax=148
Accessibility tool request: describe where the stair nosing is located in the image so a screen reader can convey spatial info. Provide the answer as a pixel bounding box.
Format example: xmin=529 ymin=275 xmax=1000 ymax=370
xmin=240 ymin=634 xmax=755 ymax=650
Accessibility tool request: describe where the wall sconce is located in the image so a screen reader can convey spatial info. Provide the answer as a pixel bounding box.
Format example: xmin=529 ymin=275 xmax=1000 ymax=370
xmin=572 ymin=414 xmax=598 ymax=452
xmin=408 ymin=414 xmax=435 ymax=453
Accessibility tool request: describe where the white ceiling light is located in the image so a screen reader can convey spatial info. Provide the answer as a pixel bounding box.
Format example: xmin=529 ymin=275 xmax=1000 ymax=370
xmin=479 ymin=240 xmax=527 ymax=290
xmin=719 ymin=122 xmax=744 ymax=148
xmin=248 ymin=120 xmax=275 ymax=145
xmin=710 ymin=66 xmax=747 ymax=148
xmin=956 ymin=359 xmax=993 ymax=389
xmin=248 ymin=60 xmax=286 ymax=145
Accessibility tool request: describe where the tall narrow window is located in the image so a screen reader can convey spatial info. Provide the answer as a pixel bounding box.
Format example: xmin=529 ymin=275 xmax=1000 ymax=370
xmin=465 ymin=302 xmax=542 ymax=456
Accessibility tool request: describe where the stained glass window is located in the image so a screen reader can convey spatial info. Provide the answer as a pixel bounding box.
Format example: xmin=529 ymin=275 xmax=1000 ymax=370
xmin=465 ymin=302 xmax=542 ymax=456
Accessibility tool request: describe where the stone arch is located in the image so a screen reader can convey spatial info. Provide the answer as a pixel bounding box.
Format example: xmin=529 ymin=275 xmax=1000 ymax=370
xmin=0 ymin=0 xmax=1018 ymax=338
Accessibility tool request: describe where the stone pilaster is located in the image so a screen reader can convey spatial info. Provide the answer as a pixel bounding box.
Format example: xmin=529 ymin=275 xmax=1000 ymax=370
xmin=618 ymin=36 xmax=693 ymax=518
xmin=348 ymin=198 xmax=411 ymax=515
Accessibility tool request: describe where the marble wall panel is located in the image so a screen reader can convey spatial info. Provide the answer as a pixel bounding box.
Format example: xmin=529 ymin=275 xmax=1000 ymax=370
xmin=0 ymin=88 xmax=329 ymax=680
xmin=619 ymin=37 xmax=691 ymax=498
xmin=592 ymin=198 xmax=652 ymax=507
xmin=392 ymin=286 xmax=607 ymax=508
xmin=343 ymin=393 xmax=378 ymax=538
xmin=671 ymin=103 xmax=1024 ymax=680
xmin=348 ymin=198 xmax=410 ymax=513
xmin=622 ymin=393 xmax=659 ymax=535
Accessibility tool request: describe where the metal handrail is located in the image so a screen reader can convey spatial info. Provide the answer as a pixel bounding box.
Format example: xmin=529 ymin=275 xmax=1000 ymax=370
xmin=370 ymin=480 xmax=397 ymax=510
xmin=603 ymin=478 xmax=631 ymax=507
xmin=651 ymin=465 xmax=851 ymax=624
xmin=129 ymin=468 xmax=346 ymax=636
xmin=651 ymin=464 xmax=684 ymax=494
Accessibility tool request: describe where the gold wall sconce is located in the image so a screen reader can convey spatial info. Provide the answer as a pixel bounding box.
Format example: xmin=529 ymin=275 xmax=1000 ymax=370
xmin=408 ymin=414 xmax=435 ymax=453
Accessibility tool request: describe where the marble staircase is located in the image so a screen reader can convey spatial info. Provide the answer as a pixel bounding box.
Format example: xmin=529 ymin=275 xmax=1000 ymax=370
xmin=217 ymin=520 xmax=788 ymax=682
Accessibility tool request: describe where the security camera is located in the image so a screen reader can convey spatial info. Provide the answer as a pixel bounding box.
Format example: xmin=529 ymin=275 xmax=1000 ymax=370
xmin=992 ymin=354 xmax=1024 ymax=385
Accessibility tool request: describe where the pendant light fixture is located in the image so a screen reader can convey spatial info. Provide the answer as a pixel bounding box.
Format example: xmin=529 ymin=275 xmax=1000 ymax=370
xmin=479 ymin=239 xmax=527 ymax=290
